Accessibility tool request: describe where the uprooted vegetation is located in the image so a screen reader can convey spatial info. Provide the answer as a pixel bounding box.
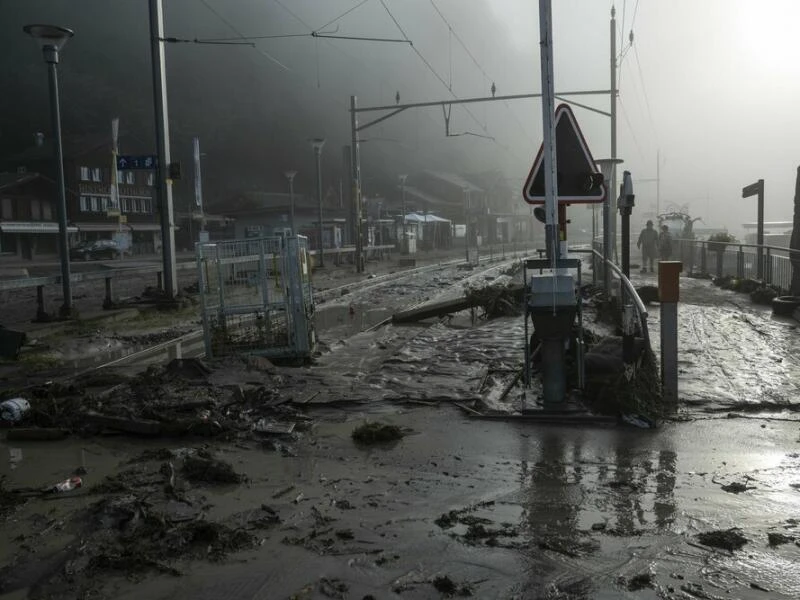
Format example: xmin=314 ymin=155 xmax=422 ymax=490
xmin=0 ymin=448 xmax=276 ymax=599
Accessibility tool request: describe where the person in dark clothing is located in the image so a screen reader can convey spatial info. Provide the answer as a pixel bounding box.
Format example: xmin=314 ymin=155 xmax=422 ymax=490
xmin=659 ymin=225 xmax=673 ymax=261
xmin=637 ymin=220 xmax=658 ymax=273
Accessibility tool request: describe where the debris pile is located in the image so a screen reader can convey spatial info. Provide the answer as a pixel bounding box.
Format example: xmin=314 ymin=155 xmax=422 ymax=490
xmin=351 ymin=422 xmax=405 ymax=444
xmin=1 ymin=357 xmax=306 ymax=443
xmin=0 ymin=448 xmax=274 ymax=598
xmin=463 ymin=276 xmax=522 ymax=320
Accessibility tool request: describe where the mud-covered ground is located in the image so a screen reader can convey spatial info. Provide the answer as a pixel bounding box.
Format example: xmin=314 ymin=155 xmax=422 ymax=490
xmin=2 ymin=257 xmax=800 ymax=599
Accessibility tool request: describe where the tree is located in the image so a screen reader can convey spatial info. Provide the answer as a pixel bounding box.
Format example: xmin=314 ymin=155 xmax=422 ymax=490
xmin=791 ymin=167 xmax=800 ymax=295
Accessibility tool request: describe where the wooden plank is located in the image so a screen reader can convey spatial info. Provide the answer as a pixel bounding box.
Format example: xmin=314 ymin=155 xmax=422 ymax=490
xmin=392 ymin=296 xmax=474 ymax=323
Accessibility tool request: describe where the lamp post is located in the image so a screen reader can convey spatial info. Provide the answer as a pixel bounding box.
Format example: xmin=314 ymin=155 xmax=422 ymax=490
xmin=284 ymin=170 xmax=297 ymax=234
xmin=463 ymin=188 xmax=471 ymax=264
xmin=309 ymin=139 xmax=326 ymax=267
xmin=398 ymin=174 xmax=407 ymax=253
xmin=24 ymin=24 xmax=74 ymax=317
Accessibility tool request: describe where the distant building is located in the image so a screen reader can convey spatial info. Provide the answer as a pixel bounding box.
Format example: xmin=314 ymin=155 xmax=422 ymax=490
xmin=0 ymin=171 xmax=75 ymax=259
xmin=4 ymin=133 xmax=162 ymax=255
xmin=222 ymin=189 xmax=349 ymax=250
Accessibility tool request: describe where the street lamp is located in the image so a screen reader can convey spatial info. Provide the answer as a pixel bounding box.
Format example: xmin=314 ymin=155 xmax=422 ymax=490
xmin=398 ymin=174 xmax=407 ymax=254
xmin=309 ymin=138 xmax=326 ymax=267
xmin=284 ymin=170 xmax=297 ymax=234
xmin=24 ymin=24 xmax=74 ymax=317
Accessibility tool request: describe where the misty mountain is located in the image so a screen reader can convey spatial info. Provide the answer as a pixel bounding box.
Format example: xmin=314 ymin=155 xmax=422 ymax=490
xmin=1 ymin=0 xmax=541 ymax=213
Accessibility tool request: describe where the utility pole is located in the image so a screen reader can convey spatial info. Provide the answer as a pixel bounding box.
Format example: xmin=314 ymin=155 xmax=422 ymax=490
xmin=539 ymin=0 xmax=559 ymax=268
xmin=310 ymin=138 xmax=326 ymax=267
xmin=350 ymin=96 xmax=364 ymax=273
xmin=399 ymin=174 xmax=407 ymax=253
xmin=193 ymin=137 xmax=204 ymax=238
xmin=284 ymin=170 xmax=297 ymax=234
xmin=610 ymin=5 xmax=618 ymax=262
xmin=149 ymin=0 xmax=177 ymax=298
xmin=656 ymin=149 xmax=660 ymax=218
xmin=463 ymin=188 xmax=470 ymax=263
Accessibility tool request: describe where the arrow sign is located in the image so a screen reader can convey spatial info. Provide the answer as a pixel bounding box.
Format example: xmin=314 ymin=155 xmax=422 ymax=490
xmin=523 ymin=103 xmax=606 ymax=205
xmin=742 ymin=180 xmax=763 ymax=198
xmin=117 ymin=155 xmax=158 ymax=170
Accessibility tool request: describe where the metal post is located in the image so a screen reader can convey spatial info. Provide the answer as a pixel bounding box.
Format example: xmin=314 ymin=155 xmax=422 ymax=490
xmin=285 ymin=171 xmax=297 ymax=234
xmin=610 ymin=6 xmax=618 ymax=262
xmin=464 ymin=189 xmax=470 ymax=263
xmin=310 ymin=139 xmax=325 ymax=268
xmin=350 ymin=96 xmax=364 ymax=273
xmin=603 ymin=184 xmax=611 ymax=292
xmin=399 ymin=174 xmax=407 ymax=254
xmin=757 ymin=179 xmax=765 ymax=280
xmin=193 ymin=137 xmax=204 ymax=236
xmin=45 ymin=53 xmax=73 ymax=316
xmin=539 ymin=0 xmax=559 ymax=267
xmin=149 ymin=0 xmax=177 ymax=298
xmin=659 ymin=261 xmax=682 ymax=411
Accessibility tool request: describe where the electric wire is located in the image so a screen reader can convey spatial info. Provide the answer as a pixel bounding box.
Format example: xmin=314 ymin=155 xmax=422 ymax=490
xmin=315 ymin=0 xmax=372 ymax=33
xmin=378 ymin=0 xmax=496 ymax=143
xmin=428 ymin=0 xmax=535 ymax=142
xmin=632 ymin=40 xmax=658 ymax=144
xmin=198 ymin=0 xmax=290 ymax=71
xmin=618 ymin=96 xmax=646 ymax=161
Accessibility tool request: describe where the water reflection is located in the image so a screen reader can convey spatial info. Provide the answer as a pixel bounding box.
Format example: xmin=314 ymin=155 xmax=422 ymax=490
xmin=516 ymin=428 xmax=677 ymax=595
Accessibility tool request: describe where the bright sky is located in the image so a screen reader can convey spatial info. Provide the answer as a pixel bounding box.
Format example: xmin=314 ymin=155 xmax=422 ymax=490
xmin=482 ymin=0 xmax=800 ymax=233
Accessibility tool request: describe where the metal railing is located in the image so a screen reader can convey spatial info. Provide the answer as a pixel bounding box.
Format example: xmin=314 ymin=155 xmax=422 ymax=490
xmin=677 ymin=239 xmax=798 ymax=292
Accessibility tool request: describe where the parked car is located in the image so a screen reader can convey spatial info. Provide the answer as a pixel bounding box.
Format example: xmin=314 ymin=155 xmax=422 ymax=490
xmin=69 ymin=239 xmax=126 ymax=260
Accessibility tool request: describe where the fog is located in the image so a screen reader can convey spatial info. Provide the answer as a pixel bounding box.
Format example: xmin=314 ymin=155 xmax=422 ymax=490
xmin=2 ymin=0 xmax=799 ymax=233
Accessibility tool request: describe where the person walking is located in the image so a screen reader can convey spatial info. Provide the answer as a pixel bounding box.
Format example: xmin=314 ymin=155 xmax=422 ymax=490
xmin=659 ymin=224 xmax=673 ymax=261
xmin=637 ymin=220 xmax=658 ymax=273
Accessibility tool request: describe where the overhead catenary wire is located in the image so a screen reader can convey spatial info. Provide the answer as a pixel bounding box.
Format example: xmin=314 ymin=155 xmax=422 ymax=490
xmin=198 ymin=0 xmax=290 ymax=70
xmin=428 ymin=0 xmax=535 ymax=143
xmin=618 ymin=96 xmax=646 ymax=162
xmin=632 ymin=41 xmax=658 ymax=145
xmin=377 ymin=0 xmax=496 ymax=143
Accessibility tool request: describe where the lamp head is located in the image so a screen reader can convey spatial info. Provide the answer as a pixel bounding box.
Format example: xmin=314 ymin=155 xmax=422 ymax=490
xmin=24 ymin=24 xmax=74 ymax=52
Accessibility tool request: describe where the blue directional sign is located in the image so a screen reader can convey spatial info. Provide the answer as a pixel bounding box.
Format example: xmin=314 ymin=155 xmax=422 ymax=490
xmin=116 ymin=155 xmax=158 ymax=170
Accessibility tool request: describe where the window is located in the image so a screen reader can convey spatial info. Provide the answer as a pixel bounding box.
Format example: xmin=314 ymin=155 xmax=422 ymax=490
xmin=116 ymin=170 xmax=125 ymax=184
xmin=90 ymin=197 xmax=99 ymax=212
xmin=2 ymin=197 xmax=13 ymax=219
xmin=80 ymin=166 xmax=90 ymax=181
xmin=146 ymin=173 xmax=155 ymax=186
xmin=80 ymin=195 xmax=90 ymax=212
xmin=126 ymin=172 xmax=135 ymax=185
xmin=91 ymin=168 xmax=102 ymax=182
xmin=143 ymin=199 xmax=153 ymax=214
xmin=121 ymin=198 xmax=132 ymax=213
xmin=100 ymin=197 xmax=108 ymax=212
xmin=30 ymin=199 xmax=41 ymax=220
xmin=42 ymin=202 xmax=52 ymax=220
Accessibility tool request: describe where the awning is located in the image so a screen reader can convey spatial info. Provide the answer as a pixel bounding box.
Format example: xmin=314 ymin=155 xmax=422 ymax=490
xmin=75 ymin=222 xmax=128 ymax=233
xmin=127 ymin=223 xmax=164 ymax=232
xmin=404 ymin=213 xmax=451 ymax=223
xmin=0 ymin=221 xmax=78 ymax=234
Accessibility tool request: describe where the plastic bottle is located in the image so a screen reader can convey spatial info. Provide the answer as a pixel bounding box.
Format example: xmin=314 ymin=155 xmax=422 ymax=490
xmin=51 ymin=476 xmax=82 ymax=493
xmin=0 ymin=398 xmax=30 ymax=423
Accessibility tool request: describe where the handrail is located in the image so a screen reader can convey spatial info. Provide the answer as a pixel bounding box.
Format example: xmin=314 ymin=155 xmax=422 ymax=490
xmin=691 ymin=239 xmax=799 ymax=255
xmin=581 ymin=248 xmax=650 ymax=347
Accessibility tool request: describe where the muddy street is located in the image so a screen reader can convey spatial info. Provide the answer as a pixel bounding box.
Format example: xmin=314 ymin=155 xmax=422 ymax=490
xmin=3 ymin=259 xmax=800 ymax=599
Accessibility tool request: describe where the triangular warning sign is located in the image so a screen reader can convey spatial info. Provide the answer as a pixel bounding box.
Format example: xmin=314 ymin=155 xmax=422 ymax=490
xmin=523 ymin=103 xmax=606 ymax=205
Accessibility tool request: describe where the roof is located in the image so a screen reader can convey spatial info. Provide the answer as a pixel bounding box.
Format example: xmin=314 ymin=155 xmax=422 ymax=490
xmin=403 ymin=185 xmax=452 ymax=208
xmin=223 ymin=191 xmax=314 ymax=215
xmin=5 ymin=131 xmax=150 ymax=164
xmin=422 ymin=171 xmax=483 ymax=193
xmin=0 ymin=172 xmax=44 ymax=191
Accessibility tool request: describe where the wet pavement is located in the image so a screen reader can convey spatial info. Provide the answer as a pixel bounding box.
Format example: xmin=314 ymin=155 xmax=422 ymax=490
xmin=2 ymin=256 xmax=800 ymax=599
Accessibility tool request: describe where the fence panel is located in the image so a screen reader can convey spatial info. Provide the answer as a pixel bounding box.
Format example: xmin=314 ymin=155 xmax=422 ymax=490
xmin=197 ymin=235 xmax=315 ymax=361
